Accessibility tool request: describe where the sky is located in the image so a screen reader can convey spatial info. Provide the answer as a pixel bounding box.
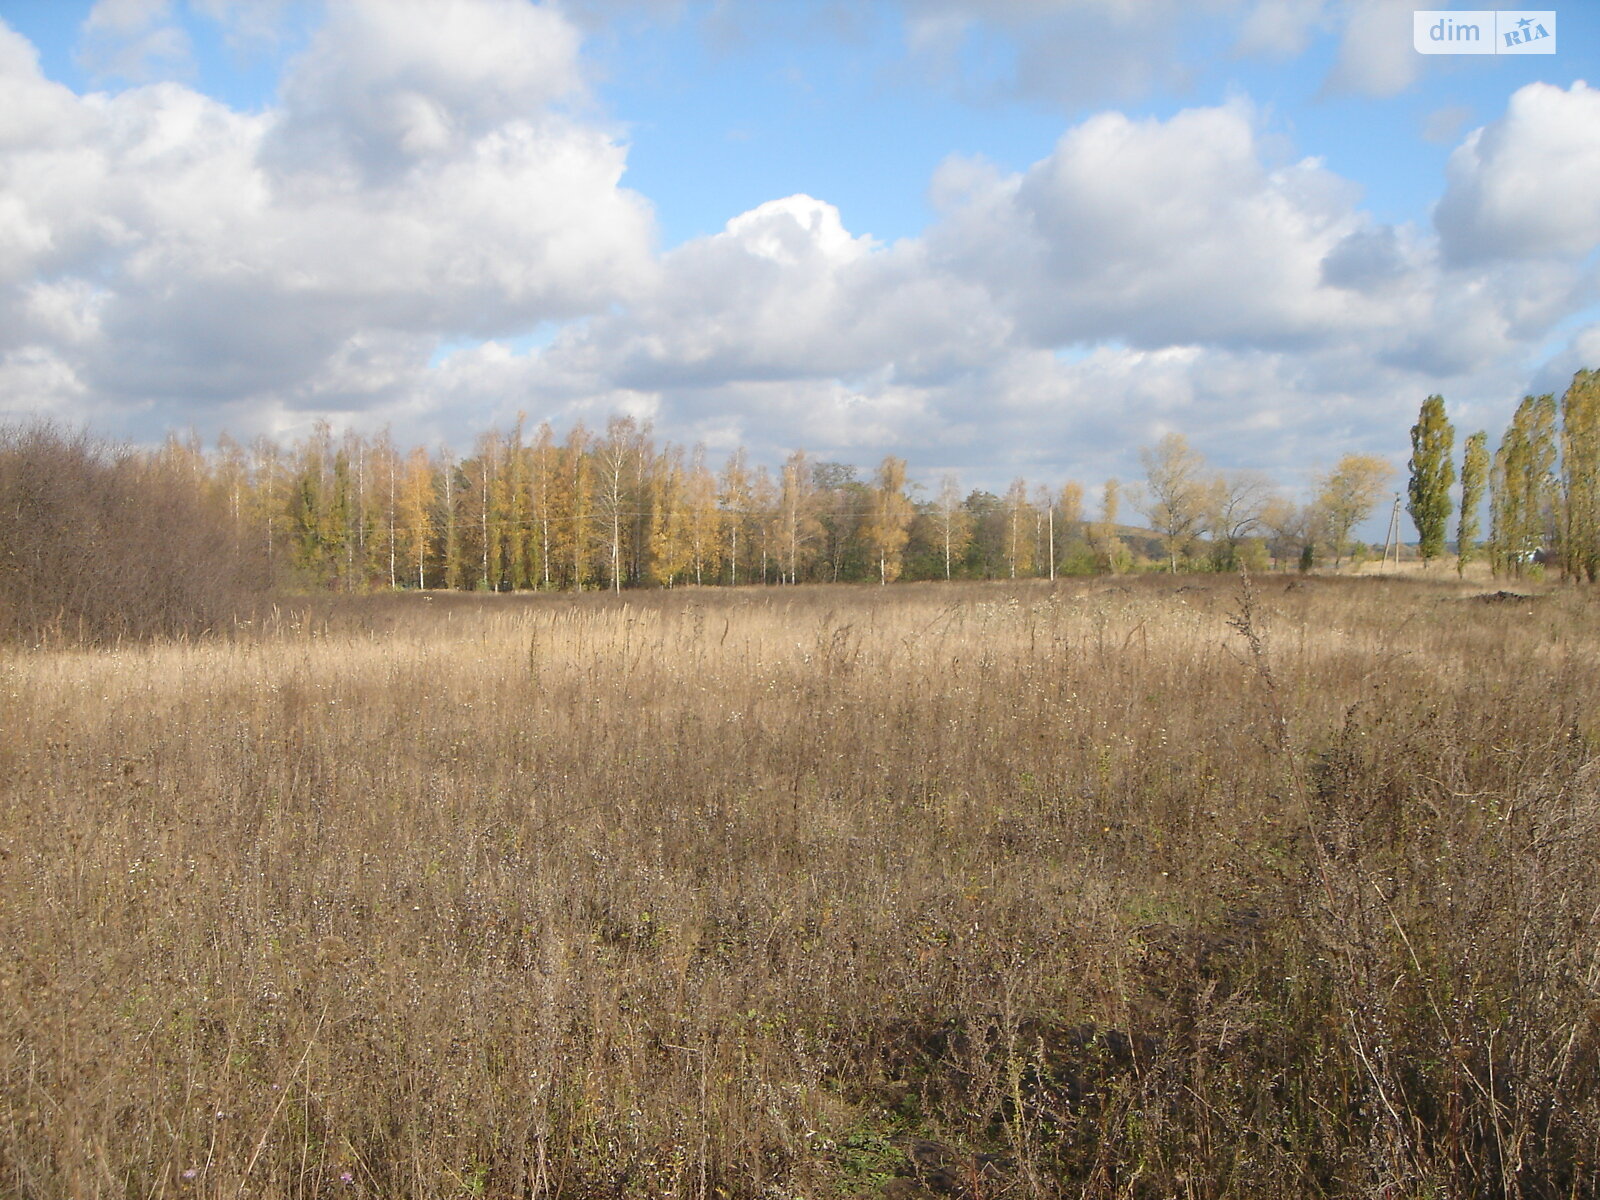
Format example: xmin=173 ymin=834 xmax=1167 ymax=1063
xmin=0 ymin=0 xmax=1597 ymax=507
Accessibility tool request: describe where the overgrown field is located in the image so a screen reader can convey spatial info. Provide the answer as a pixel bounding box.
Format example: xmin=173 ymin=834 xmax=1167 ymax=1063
xmin=4 ymin=576 xmax=1600 ymax=1199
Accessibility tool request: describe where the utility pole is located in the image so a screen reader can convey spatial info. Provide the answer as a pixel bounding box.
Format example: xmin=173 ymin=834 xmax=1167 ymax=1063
xmin=1380 ymin=493 xmax=1402 ymax=572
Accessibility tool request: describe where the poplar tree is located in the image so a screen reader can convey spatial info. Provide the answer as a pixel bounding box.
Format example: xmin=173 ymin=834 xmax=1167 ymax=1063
xmin=1407 ymin=395 xmax=1455 ymax=566
xmin=557 ymin=424 xmax=592 ymax=591
xmin=1559 ymin=370 xmax=1600 ymax=581
xmin=1490 ymin=395 xmax=1557 ymax=578
xmin=1206 ymin=471 xmax=1274 ymax=571
xmin=1457 ymin=430 xmax=1488 ymax=577
xmin=502 ymin=418 xmax=535 ymax=590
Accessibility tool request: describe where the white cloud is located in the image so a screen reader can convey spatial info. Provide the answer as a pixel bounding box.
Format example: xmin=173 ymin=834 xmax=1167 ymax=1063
xmin=374 ymin=89 xmax=1590 ymax=479
xmin=86 ymin=0 xmax=172 ymax=35
xmin=1234 ymin=0 xmax=1328 ymax=58
xmin=1322 ymin=0 xmax=1418 ymax=97
xmin=900 ymin=0 xmax=1205 ymax=108
xmin=1435 ymin=82 xmax=1600 ymax=265
xmin=924 ymin=100 xmax=1381 ymax=350
xmin=897 ymin=0 xmax=1424 ymax=107
xmin=0 ymin=2 xmax=654 ymax=416
xmin=267 ymin=0 xmax=586 ymax=180
xmin=77 ymin=0 xmax=192 ymax=83
xmin=1 ymin=5 xmax=1595 ymax=488
xmin=188 ymin=0 xmax=294 ymax=51
xmin=534 ymin=192 xmax=1013 ymax=399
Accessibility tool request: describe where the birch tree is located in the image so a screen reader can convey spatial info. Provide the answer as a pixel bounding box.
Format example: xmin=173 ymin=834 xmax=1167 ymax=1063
xmin=1314 ymin=454 xmax=1394 ymax=568
xmin=778 ymin=450 xmax=820 ymax=584
xmin=863 ymin=455 xmax=915 ymax=584
xmin=1137 ymin=433 xmax=1208 ymax=572
xmin=929 ymin=473 xmax=971 ymax=580
xmin=397 ymin=447 xmax=434 ymax=589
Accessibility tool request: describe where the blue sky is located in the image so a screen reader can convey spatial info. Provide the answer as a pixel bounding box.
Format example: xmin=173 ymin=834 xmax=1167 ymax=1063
xmin=0 ymin=0 xmax=1597 ymax=510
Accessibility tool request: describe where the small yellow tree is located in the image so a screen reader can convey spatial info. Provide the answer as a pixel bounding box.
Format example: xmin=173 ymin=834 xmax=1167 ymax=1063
xmin=863 ymin=456 xmax=915 ymax=584
xmin=1315 ymin=454 xmax=1395 ymax=567
xmin=397 ymin=447 xmax=435 ymax=589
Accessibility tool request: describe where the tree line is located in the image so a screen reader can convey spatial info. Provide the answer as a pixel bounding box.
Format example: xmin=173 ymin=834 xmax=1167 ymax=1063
xmin=96 ymin=366 xmax=1600 ymax=595
xmin=3 ymin=367 xmax=1595 ymax=639
xmin=137 ymin=416 xmax=1325 ymax=594
xmin=1406 ymin=368 xmax=1600 ymax=579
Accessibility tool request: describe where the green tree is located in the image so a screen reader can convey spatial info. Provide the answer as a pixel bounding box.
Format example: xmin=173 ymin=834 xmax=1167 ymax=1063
xmin=1457 ymin=430 xmax=1489 ymax=577
xmin=1205 ymin=471 xmax=1275 ymax=572
xmin=1407 ymin=395 xmax=1456 ymax=566
xmin=813 ymin=461 xmax=867 ymax=582
xmin=963 ymin=490 xmax=1005 ymax=578
xmin=1559 ymin=370 xmax=1600 ymax=582
xmin=1490 ymin=395 xmax=1557 ymax=578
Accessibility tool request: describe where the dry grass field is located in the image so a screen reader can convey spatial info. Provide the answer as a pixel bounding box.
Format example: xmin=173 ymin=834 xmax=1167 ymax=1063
xmin=3 ymin=575 xmax=1599 ymax=1199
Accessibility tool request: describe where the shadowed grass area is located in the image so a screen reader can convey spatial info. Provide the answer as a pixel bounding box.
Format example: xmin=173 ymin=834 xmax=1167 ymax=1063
xmin=2 ymin=575 xmax=1598 ymax=1198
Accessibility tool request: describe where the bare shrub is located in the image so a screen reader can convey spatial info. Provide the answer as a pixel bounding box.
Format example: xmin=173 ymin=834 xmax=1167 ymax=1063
xmin=0 ymin=423 xmax=271 ymax=645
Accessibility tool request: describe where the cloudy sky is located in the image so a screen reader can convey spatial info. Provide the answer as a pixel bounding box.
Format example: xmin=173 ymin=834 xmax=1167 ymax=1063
xmin=0 ymin=0 xmax=1596 ymax=500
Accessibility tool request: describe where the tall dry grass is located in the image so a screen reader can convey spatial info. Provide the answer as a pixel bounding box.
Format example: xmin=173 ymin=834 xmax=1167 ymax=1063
xmin=2 ymin=576 xmax=1598 ymax=1198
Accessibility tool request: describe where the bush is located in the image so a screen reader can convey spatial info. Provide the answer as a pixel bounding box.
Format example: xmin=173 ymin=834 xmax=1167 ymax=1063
xmin=0 ymin=423 xmax=271 ymax=645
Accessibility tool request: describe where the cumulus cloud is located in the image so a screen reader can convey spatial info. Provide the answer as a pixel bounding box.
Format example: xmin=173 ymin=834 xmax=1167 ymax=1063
xmin=321 ymin=87 xmax=1588 ymax=478
xmin=490 ymin=85 xmax=1592 ymax=482
xmin=541 ymin=193 xmax=1010 ymax=393
xmin=0 ymin=1 xmax=654 ymax=422
xmin=266 ymin=0 xmax=587 ymax=180
xmin=924 ymin=100 xmax=1380 ymax=350
xmin=1435 ymin=82 xmax=1600 ymax=265
xmin=0 ymin=5 xmax=1594 ymax=486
